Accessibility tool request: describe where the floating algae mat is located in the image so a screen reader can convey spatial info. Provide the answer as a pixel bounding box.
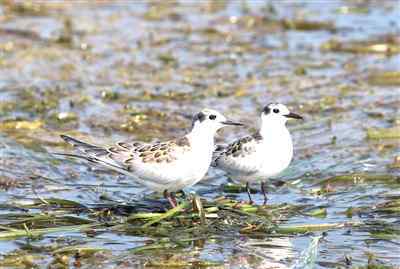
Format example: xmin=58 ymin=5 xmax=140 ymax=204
xmin=0 ymin=196 xmax=315 ymax=240
xmin=366 ymin=127 xmax=400 ymax=140
xmin=1 ymin=0 xmax=400 ymax=268
xmin=0 ymin=194 xmax=362 ymax=269
xmin=0 ymin=189 xmax=391 ymax=268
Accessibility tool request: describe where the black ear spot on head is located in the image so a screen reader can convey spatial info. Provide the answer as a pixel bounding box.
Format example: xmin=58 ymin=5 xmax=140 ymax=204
xmin=262 ymin=106 xmax=270 ymax=114
xmin=194 ymin=111 xmax=206 ymax=123
xmin=209 ymin=114 xmax=216 ymax=120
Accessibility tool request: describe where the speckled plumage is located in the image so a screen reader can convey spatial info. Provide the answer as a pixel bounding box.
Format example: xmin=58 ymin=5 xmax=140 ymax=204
xmin=218 ymin=132 xmax=261 ymax=158
xmin=60 ymin=135 xmax=193 ymax=191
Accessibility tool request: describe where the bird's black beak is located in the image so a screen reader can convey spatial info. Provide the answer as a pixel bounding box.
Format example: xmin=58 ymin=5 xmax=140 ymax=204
xmin=284 ymin=112 xmax=303 ymax=120
xmin=222 ymin=120 xmax=245 ymax=126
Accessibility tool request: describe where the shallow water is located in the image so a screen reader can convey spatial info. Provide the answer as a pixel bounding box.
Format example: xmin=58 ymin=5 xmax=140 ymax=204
xmin=0 ymin=1 xmax=399 ymax=268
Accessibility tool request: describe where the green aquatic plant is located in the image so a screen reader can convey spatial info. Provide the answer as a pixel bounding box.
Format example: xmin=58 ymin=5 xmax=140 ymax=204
xmin=321 ymin=37 xmax=400 ymax=54
xmin=0 ymin=224 xmax=98 ymax=240
xmin=318 ymin=173 xmax=400 ymax=186
xmin=282 ymin=19 xmax=336 ymax=32
xmin=367 ymin=127 xmax=400 ymax=139
xmin=367 ymin=71 xmax=400 ymax=86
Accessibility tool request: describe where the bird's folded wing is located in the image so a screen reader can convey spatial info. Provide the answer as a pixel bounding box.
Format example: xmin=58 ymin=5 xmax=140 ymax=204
xmin=214 ymin=135 xmax=260 ymax=174
xmin=60 ymin=135 xmax=191 ymax=184
xmin=59 ymin=135 xmax=166 ymax=183
xmin=59 ymin=135 xmax=141 ymax=172
xmin=114 ymin=137 xmax=191 ymax=184
xmin=120 ymin=137 xmax=190 ymax=166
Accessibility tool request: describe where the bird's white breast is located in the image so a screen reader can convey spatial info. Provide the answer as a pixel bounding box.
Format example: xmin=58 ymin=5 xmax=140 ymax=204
xmin=165 ymin=137 xmax=213 ymax=191
xmin=257 ymin=127 xmax=293 ymax=178
xmin=118 ymin=137 xmax=212 ymax=192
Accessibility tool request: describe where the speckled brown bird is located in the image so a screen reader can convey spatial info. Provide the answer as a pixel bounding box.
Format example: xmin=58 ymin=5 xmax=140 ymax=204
xmin=58 ymin=109 xmax=243 ymax=207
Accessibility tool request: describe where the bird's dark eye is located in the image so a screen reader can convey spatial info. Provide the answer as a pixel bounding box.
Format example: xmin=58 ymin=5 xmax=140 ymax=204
xmin=209 ymin=115 xmax=217 ymax=120
xmin=273 ymin=108 xmax=280 ymax=113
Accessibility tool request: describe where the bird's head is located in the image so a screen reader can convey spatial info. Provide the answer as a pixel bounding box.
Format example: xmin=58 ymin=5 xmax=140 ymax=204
xmin=261 ymin=103 xmax=303 ymax=125
xmin=191 ymin=108 xmax=244 ymax=133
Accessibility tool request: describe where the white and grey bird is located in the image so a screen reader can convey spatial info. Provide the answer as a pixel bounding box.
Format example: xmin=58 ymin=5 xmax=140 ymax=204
xmin=213 ymin=103 xmax=303 ymax=204
xmin=58 ymin=109 xmax=243 ymax=207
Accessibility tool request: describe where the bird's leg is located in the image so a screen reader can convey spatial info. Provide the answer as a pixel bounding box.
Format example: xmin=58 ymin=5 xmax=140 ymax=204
xmin=261 ymin=181 xmax=268 ymax=205
xmin=246 ymin=182 xmax=254 ymax=204
xmin=171 ymin=192 xmax=178 ymax=206
xmin=163 ymin=190 xmax=177 ymax=208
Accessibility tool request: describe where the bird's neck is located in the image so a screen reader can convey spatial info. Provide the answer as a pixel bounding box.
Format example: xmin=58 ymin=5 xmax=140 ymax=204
xmin=259 ymin=120 xmax=289 ymax=138
xmin=186 ymin=126 xmax=215 ymax=148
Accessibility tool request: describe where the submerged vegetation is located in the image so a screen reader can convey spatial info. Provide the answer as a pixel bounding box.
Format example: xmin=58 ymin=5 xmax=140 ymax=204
xmin=0 ymin=0 xmax=399 ymax=268
xmin=0 ymin=186 xmax=398 ymax=268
